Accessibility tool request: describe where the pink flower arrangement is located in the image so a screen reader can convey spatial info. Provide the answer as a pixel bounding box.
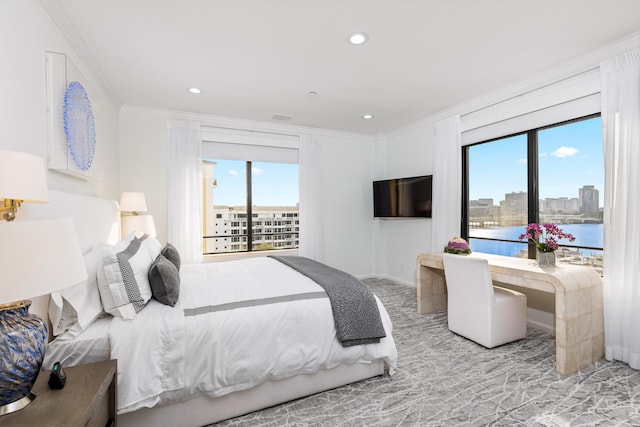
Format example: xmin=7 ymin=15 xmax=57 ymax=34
xmin=444 ymin=236 xmax=472 ymax=254
xmin=519 ymin=223 xmax=576 ymax=253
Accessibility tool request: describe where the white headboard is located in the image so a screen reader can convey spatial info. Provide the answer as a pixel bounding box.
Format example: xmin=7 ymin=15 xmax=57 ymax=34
xmin=20 ymin=190 xmax=121 ymax=322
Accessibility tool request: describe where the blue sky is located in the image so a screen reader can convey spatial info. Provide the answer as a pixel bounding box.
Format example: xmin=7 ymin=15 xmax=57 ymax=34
xmin=208 ymin=117 xmax=602 ymax=209
xmin=469 ymin=116 xmax=604 ymax=206
xmin=207 ymin=159 xmax=299 ymax=206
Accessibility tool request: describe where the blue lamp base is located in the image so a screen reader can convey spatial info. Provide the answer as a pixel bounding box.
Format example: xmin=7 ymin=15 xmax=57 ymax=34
xmin=0 ymin=300 xmax=48 ymax=416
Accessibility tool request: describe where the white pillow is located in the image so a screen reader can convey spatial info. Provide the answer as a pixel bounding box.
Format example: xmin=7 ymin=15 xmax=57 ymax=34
xmin=142 ymin=234 xmax=162 ymax=261
xmin=48 ymin=246 xmax=105 ymax=337
xmin=97 ymin=234 xmax=160 ymax=319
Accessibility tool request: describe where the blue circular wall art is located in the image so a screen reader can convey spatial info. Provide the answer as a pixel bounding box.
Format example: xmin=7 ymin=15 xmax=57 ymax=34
xmin=63 ymin=81 xmax=96 ymax=172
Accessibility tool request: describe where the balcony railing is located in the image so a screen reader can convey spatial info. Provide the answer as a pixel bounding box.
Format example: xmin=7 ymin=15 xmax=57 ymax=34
xmin=467 ymin=236 xmax=603 ymax=275
xmin=203 ymin=232 xmax=300 ymax=255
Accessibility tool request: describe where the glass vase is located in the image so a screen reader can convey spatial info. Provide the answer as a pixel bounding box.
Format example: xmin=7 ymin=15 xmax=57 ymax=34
xmin=537 ymin=250 xmax=556 ymax=267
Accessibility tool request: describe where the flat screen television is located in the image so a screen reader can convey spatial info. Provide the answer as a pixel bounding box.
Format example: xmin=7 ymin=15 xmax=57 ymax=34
xmin=373 ymin=175 xmax=432 ymax=218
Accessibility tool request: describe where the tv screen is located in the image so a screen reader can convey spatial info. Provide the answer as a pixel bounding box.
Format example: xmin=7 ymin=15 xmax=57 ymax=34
xmin=373 ymin=175 xmax=432 ymax=218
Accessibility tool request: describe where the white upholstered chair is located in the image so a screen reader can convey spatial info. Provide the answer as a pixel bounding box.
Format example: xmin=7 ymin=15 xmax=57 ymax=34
xmin=442 ymin=253 xmax=527 ymax=348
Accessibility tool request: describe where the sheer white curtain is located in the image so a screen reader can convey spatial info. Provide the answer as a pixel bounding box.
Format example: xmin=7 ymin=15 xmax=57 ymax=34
xmin=601 ymin=48 xmax=640 ymax=369
xmin=166 ymin=120 xmax=203 ymax=265
xmin=431 ymin=115 xmax=462 ymax=252
xmin=298 ymin=134 xmax=325 ymax=262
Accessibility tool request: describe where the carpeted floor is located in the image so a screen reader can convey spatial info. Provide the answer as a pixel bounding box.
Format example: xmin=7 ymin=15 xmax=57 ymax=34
xmin=217 ymin=277 xmax=640 ymax=426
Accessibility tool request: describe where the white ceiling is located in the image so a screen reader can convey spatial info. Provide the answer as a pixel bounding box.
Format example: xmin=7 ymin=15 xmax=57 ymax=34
xmin=42 ymin=0 xmax=640 ymax=135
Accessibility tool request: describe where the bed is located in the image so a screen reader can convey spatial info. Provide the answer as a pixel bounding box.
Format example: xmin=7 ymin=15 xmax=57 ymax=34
xmin=24 ymin=190 xmax=397 ymax=426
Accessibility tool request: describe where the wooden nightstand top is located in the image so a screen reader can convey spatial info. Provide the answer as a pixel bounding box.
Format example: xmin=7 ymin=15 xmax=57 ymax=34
xmin=2 ymin=359 xmax=117 ymax=427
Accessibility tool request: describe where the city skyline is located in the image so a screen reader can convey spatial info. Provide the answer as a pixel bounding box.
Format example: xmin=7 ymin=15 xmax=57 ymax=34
xmin=471 ymin=183 xmax=602 ymax=211
xmin=469 ymin=116 xmax=604 ymax=206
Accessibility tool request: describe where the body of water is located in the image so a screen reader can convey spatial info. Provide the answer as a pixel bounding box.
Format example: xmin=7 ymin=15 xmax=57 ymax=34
xmin=469 ymin=223 xmax=603 ymax=258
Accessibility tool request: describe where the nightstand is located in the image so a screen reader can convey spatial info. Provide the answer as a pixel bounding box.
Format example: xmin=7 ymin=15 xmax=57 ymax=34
xmin=2 ymin=359 xmax=117 ymax=427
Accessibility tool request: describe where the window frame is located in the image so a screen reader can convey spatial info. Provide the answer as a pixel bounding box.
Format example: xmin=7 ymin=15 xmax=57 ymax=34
xmin=461 ymin=113 xmax=602 ymax=260
xmin=203 ymin=159 xmax=299 ymax=255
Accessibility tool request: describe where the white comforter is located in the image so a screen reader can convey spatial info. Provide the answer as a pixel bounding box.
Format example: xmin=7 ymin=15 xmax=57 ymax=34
xmin=111 ymin=257 xmax=397 ymax=414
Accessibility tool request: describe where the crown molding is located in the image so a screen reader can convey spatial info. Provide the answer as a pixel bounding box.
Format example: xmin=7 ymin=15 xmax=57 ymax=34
xmin=386 ymin=30 xmax=640 ymax=139
xmin=39 ymin=0 xmax=121 ymax=106
xmin=120 ymin=105 xmax=376 ymax=142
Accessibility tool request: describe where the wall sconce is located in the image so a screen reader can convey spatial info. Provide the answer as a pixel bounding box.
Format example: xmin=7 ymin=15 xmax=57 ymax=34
xmin=0 ymin=151 xmax=87 ymax=415
xmin=119 ymin=192 xmax=156 ymax=237
xmin=119 ymin=192 xmax=147 ymax=215
xmin=0 ymin=150 xmax=49 ymax=221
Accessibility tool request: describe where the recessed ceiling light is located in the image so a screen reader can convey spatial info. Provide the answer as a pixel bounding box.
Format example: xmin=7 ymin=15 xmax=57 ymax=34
xmin=188 ymin=87 xmax=201 ymax=94
xmin=307 ymin=91 xmax=318 ymax=97
xmin=362 ymin=114 xmax=374 ymax=120
xmin=347 ymin=32 xmax=369 ymax=45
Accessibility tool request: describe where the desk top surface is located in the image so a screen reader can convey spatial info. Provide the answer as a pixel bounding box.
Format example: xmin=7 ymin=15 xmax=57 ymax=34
xmin=418 ymin=252 xmax=602 ymax=293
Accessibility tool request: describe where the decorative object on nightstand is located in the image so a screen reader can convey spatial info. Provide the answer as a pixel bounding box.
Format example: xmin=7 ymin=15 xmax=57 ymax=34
xmin=120 ymin=191 xmax=157 ymax=237
xmin=2 ymin=360 xmax=117 ymax=426
xmin=519 ymin=223 xmax=576 ymax=267
xmin=47 ymin=362 xmax=66 ymax=390
xmin=0 ymin=151 xmax=88 ymax=416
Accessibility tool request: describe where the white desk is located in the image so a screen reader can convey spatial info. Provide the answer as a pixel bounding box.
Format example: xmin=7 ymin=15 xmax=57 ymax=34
xmin=416 ymin=252 xmax=604 ymax=376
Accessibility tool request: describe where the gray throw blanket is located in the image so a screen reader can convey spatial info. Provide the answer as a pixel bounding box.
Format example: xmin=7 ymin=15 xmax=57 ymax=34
xmin=270 ymin=255 xmax=386 ymax=347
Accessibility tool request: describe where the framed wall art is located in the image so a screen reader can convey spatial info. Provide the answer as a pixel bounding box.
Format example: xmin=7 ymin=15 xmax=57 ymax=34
xmin=45 ymin=51 xmax=97 ymax=180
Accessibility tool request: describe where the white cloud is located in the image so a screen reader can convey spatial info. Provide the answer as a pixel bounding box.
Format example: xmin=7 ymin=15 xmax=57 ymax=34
xmin=518 ymin=158 xmax=527 ymax=164
xmin=252 ymin=166 xmax=264 ymax=175
xmin=228 ymin=169 xmax=239 ymax=176
xmin=552 ymin=146 xmax=579 ymax=158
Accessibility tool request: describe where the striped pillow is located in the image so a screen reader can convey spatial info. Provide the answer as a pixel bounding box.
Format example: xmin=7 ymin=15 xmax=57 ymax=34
xmin=97 ymin=234 xmax=162 ymax=319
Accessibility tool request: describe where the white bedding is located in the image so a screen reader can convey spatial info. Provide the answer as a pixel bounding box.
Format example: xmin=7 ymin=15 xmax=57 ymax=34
xmin=47 ymin=257 xmax=398 ymax=415
xmin=43 ymin=316 xmax=112 ymax=369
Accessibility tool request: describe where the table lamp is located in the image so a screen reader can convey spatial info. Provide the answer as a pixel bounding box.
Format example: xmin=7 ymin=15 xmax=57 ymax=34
xmin=120 ymin=191 xmax=157 ymax=237
xmin=0 ymin=151 xmax=88 ymax=415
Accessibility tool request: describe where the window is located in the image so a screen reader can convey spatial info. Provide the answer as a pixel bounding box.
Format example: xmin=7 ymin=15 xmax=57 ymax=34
xmin=203 ymin=159 xmax=299 ymax=254
xmin=462 ymin=115 xmax=603 ymax=273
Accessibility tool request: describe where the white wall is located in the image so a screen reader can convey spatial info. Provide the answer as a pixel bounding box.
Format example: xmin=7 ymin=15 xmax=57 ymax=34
xmin=0 ymin=0 xmax=120 ymax=318
xmin=0 ymin=1 xmax=120 ymax=199
xmin=118 ymin=108 xmax=168 ymax=240
xmin=312 ymin=133 xmax=377 ymax=276
xmin=373 ymin=125 xmax=435 ymax=285
xmin=119 ymin=107 xmax=377 ymax=277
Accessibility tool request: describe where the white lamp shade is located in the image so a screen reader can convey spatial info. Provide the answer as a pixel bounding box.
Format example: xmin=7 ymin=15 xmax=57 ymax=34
xmin=0 ymin=151 xmax=48 ymax=203
xmin=119 ymin=192 xmax=147 ymax=212
xmin=121 ymin=214 xmax=157 ymax=237
xmin=0 ymin=217 xmax=87 ymax=304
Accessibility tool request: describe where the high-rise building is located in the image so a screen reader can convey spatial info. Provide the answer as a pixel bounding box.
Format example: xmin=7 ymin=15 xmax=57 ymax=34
xmin=541 ymin=197 xmax=579 ymax=213
xmin=205 ymin=206 xmax=299 ymax=253
xmin=579 ymin=185 xmax=599 ymax=214
xmin=469 ymin=198 xmax=494 ymax=217
xmin=500 ymin=192 xmax=527 ymax=225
